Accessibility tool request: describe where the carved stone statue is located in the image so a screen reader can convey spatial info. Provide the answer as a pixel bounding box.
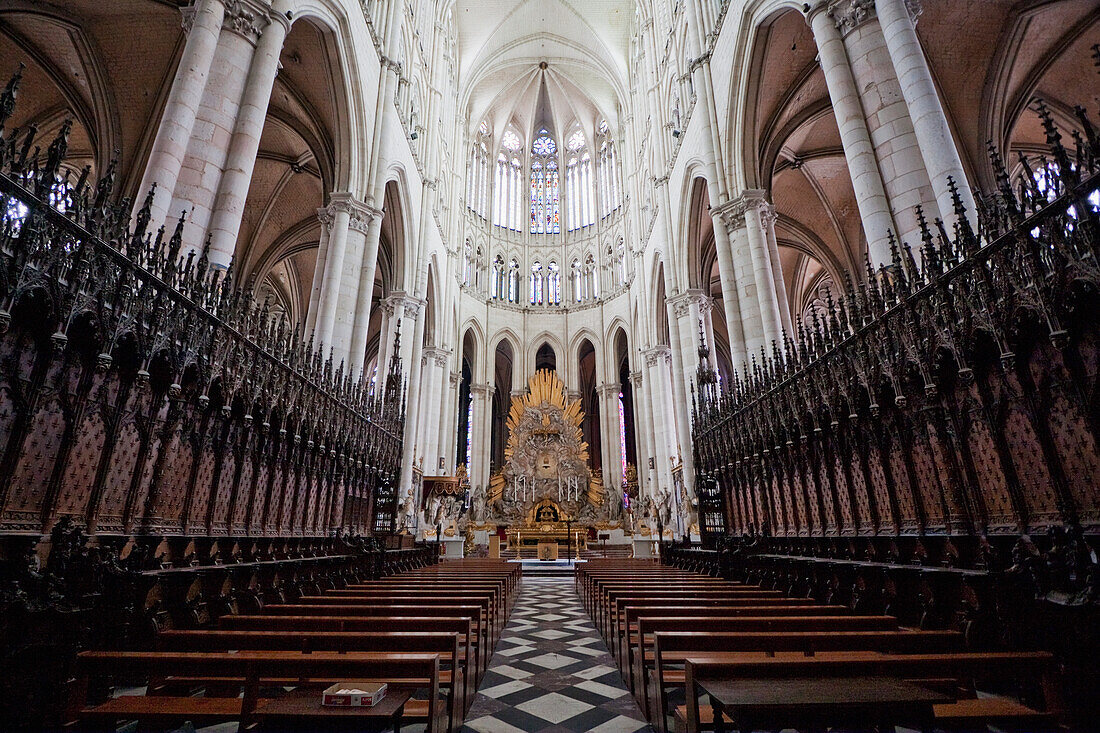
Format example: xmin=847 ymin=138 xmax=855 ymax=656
xmin=605 ymin=483 xmax=623 ymax=521
xmin=470 ymin=484 xmax=488 ymax=524
xmin=657 ymin=489 xmax=673 ymax=527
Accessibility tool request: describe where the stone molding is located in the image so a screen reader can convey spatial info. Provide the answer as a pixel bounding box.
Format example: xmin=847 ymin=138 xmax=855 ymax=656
xmin=221 ymin=0 xmax=271 ymax=44
xmin=667 ymin=288 xmax=712 ymax=319
xmin=325 ymin=192 xmax=376 ymax=234
xmin=421 ymin=346 xmax=451 ymax=368
xmin=711 ymin=189 xmax=768 ymax=228
xmin=642 ymin=345 xmax=672 ymax=368
xmin=597 ymin=383 xmax=622 ymax=398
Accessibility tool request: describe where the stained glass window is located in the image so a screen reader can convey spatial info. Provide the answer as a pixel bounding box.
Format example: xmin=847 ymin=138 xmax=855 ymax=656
xmin=530 ymin=131 xmax=560 ymax=234
xmin=508 ymin=258 xmax=519 ymax=303
xmin=501 ymin=130 xmax=521 ymax=151
xmin=567 ymin=130 xmax=585 ymax=151
xmin=530 ymin=261 xmax=543 ymax=304
xmin=533 ymin=134 xmax=556 ymax=156
xmin=618 ymin=390 xmax=627 ymax=481
xmin=548 ymin=262 xmax=560 ymax=304
xmin=465 ymin=400 xmax=473 ymax=469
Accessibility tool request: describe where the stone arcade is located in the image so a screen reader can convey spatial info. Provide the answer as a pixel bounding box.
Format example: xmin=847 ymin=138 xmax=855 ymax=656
xmin=0 ymin=0 xmax=1098 ymax=730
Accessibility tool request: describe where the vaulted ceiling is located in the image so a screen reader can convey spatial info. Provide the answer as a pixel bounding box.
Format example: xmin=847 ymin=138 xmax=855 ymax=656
xmin=456 ymin=0 xmax=631 ymax=137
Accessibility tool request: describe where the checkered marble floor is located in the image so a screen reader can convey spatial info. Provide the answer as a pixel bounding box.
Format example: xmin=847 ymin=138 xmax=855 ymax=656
xmin=460 ymin=577 xmax=654 ymax=733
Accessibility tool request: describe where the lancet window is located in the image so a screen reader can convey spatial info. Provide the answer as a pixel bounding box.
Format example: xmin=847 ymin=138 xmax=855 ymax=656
xmin=493 ymin=129 xmax=524 ymax=231
xmin=507 ymin=258 xmax=520 ymax=303
xmin=597 ymin=120 xmax=621 ymax=218
xmin=491 ymin=255 xmax=504 ymax=299
xmin=566 ymin=129 xmax=594 ymax=231
xmin=547 ymin=261 xmax=561 ymax=304
xmin=530 ymin=261 xmax=543 ymax=304
xmin=530 ymin=130 xmax=560 ymax=234
xmin=467 ymin=122 xmax=490 ymax=217
xmin=571 ymin=259 xmax=582 ymax=302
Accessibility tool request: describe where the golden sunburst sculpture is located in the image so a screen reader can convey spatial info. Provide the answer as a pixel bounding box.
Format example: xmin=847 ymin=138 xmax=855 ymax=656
xmin=489 ymin=369 xmax=603 ymax=511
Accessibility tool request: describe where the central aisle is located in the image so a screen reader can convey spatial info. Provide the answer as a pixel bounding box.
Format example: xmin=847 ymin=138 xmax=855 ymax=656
xmin=460 ymin=576 xmax=654 ymax=733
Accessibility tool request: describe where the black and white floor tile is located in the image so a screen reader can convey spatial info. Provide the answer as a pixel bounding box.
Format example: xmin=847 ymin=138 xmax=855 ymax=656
xmin=461 ymin=577 xmax=653 ymax=733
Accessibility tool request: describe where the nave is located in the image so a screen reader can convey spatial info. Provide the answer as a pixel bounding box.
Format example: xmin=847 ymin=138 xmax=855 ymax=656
xmin=461 ymin=577 xmax=652 ymax=733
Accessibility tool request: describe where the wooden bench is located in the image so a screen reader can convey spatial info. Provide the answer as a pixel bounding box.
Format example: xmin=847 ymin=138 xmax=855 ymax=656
xmin=649 ymin=628 xmax=964 ymax=730
xmin=679 ymin=651 xmax=1062 ymax=733
xmin=263 ymin=602 xmax=494 ymax=671
xmin=626 ymin=612 xmax=897 ymax=699
xmin=70 ymin=650 xmax=447 ymax=733
xmin=156 ymin=629 xmax=466 ymax=731
xmin=221 ymin=613 xmax=482 ymax=697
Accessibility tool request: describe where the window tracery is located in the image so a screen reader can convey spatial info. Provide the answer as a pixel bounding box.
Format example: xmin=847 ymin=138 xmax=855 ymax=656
xmin=530 ymin=130 xmax=560 ymax=234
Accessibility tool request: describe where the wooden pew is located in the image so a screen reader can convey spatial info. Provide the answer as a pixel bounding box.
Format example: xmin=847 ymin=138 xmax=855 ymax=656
xmin=156 ymin=629 xmax=465 ymax=732
xmin=617 ymin=604 xmax=847 ymax=670
xmin=221 ymin=613 xmax=481 ymax=700
xmin=649 ymin=628 xmax=964 ymax=730
xmin=620 ymin=608 xmax=859 ymax=693
xmin=679 ymin=652 xmax=1062 ymax=733
xmin=70 ymin=650 xmax=447 ymax=733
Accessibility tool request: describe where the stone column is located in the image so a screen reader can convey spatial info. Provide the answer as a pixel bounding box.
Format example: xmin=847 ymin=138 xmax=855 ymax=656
xmin=830 ymin=0 xmax=937 ymax=249
xmin=331 ymin=208 xmax=373 ymax=369
xmin=628 ymin=369 xmax=651 ymax=496
xmin=137 ymin=0 xmax=225 ymax=231
xmin=710 ymin=216 xmax=749 ymax=372
xmin=444 ymin=370 xmax=461 ymax=472
xmin=761 ymin=204 xmax=795 ymax=338
xmin=398 ymin=299 xmax=425 ymax=498
xmin=418 ymin=347 xmax=449 ymax=472
xmin=469 ymin=384 xmax=492 ymax=490
xmin=348 ymin=203 xmax=386 ymax=377
xmin=205 ymin=5 xmax=291 ymax=266
xmin=715 ymin=191 xmax=785 ymax=357
xmin=875 ymin=0 xmax=976 ymax=229
xmin=805 ymin=0 xmax=895 ymax=267
xmin=664 ymin=303 xmax=696 ymax=496
xmin=313 ymin=193 xmax=373 ymax=362
xmin=304 ymin=207 xmax=332 ymax=335
xmin=643 ymin=346 xmax=676 ymax=494
xmin=170 ymin=0 xmax=269 ymax=253
xmin=598 ymin=383 xmax=623 ymax=490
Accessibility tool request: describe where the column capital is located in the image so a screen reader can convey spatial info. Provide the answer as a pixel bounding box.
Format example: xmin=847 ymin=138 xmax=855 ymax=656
xmin=449 ymin=370 xmax=461 ymax=386
xmin=629 ymin=370 xmax=644 ymax=387
xmin=711 ymin=189 xmax=769 ymax=228
xmin=667 ymin=288 xmax=712 ymax=319
xmin=510 ymin=388 xmax=527 ymax=398
xmin=221 ymin=0 xmax=272 ymax=44
xmin=422 ymin=346 xmax=451 ymax=367
xmin=325 ymin=192 xmax=377 ymax=233
xmin=469 ymin=383 xmax=493 ymax=397
xmin=641 ymin=345 xmax=672 ymax=368
xmin=597 ymin=383 xmax=622 ymax=398
xmin=826 ymin=0 xmax=876 ymax=36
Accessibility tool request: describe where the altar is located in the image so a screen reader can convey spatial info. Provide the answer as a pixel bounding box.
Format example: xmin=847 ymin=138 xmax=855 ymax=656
xmin=505 ymin=498 xmax=587 ymax=552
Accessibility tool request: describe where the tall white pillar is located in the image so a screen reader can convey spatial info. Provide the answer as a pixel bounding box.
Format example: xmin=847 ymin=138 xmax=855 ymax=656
xmin=398 ymin=301 xmax=425 ymax=496
xmin=710 ymin=216 xmax=749 ymax=372
xmin=443 ymin=370 xmax=461 ymax=472
xmin=761 ymin=204 xmax=795 ymax=338
xmin=304 ymin=207 xmax=332 ymax=335
xmin=805 ymin=0 xmax=896 ymax=267
xmin=205 ymin=6 xmax=290 ymax=267
xmin=348 ymin=209 xmax=385 ymax=376
xmin=314 ymin=200 xmax=351 ymax=349
xmin=137 ymin=0 xmax=225 ymax=231
xmin=832 ymin=0 xmax=937 ymax=249
xmin=170 ymin=0 xmax=268 ymax=253
xmin=875 ymin=0 xmax=977 ymax=230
